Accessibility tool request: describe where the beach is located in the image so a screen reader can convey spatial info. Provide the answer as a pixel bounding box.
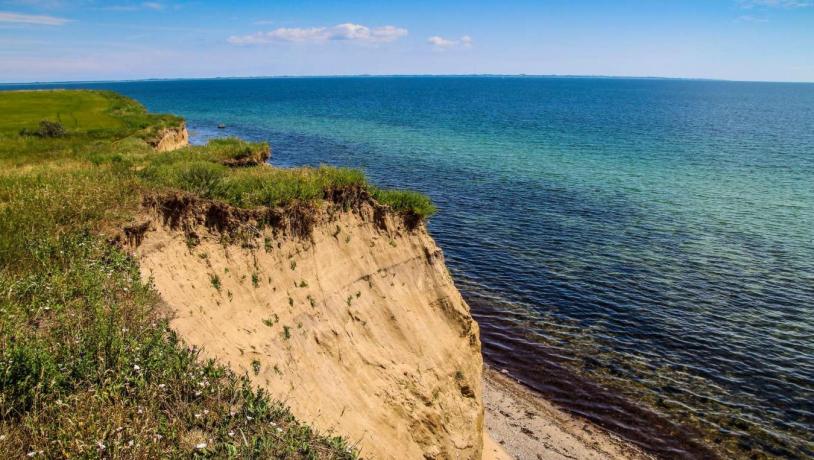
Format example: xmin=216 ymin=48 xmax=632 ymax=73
xmin=483 ymin=367 xmax=651 ymax=460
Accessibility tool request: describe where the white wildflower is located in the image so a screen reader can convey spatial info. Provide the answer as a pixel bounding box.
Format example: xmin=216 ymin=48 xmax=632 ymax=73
xmin=195 ymin=442 xmax=207 ymax=450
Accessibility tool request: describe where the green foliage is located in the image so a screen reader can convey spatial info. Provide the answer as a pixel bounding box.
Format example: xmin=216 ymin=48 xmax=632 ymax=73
xmin=210 ymin=274 xmax=222 ymax=291
xmin=371 ymin=187 xmax=437 ymax=219
xmin=0 ymin=89 xmax=434 ymax=458
xmin=0 ymin=90 xmax=355 ymax=459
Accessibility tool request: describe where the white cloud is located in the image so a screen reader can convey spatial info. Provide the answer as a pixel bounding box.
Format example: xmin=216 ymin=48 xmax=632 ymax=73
xmin=0 ymin=11 xmax=70 ymax=25
xmin=427 ymin=35 xmax=472 ymax=49
xmin=142 ymin=2 xmax=164 ymax=10
xmin=739 ymin=0 xmax=811 ymax=8
xmin=228 ymin=23 xmax=408 ymax=45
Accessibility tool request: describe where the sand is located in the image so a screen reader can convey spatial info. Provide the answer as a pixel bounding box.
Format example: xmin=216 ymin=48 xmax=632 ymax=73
xmin=132 ymin=194 xmax=651 ymax=460
xmin=134 ymin=200 xmax=485 ymax=459
xmin=482 ymin=367 xmax=652 ymax=460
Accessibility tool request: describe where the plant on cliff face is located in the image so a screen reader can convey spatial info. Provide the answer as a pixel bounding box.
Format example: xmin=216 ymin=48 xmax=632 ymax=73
xmin=210 ymin=274 xmax=221 ymax=291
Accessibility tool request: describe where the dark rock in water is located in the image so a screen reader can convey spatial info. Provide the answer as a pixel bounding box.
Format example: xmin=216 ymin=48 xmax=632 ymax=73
xmin=217 ymin=123 xmax=226 ymax=129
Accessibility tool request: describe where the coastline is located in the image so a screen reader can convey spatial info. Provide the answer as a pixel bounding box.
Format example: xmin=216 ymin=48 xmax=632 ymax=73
xmin=483 ymin=366 xmax=652 ymax=460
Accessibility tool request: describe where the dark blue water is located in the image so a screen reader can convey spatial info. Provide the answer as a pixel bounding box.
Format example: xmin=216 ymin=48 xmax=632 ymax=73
xmin=5 ymin=77 xmax=813 ymax=459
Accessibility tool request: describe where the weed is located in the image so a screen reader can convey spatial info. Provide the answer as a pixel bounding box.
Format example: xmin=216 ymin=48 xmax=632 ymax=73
xmin=262 ymin=314 xmax=279 ymax=327
xmin=210 ymin=274 xmax=221 ymax=291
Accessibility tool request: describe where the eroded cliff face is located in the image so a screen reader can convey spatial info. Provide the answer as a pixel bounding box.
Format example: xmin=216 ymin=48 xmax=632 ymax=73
xmin=151 ymin=123 xmax=189 ymax=152
xmin=132 ymin=198 xmax=484 ymax=459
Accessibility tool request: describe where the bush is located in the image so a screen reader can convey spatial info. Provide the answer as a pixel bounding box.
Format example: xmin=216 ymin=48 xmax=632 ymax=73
xmin=37 ymin=120 xmax=66 ymax=138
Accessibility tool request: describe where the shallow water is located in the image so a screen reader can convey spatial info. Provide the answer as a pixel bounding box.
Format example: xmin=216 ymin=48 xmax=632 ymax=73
xmin=5 ymin=77 xmax=813 ymax=458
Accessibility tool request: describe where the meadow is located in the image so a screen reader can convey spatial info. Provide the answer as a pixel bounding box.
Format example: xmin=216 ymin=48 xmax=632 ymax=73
xmin=0 ymin=89 xmax=433 ymax=457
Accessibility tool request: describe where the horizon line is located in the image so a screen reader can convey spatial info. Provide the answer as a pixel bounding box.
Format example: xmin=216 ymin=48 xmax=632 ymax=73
xmin=2 ymin=73 xmax=814 ymax=86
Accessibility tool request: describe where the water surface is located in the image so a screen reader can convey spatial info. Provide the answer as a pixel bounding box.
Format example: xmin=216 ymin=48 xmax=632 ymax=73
xmin=5 ymin=77 xmax=813 ymax=458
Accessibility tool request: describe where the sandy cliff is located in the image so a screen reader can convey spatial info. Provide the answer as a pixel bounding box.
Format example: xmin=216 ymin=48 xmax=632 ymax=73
xmin=150 ymin=122 xmax=189 ymax=151
xmin=130 ymin=195 xmax=484 ymax=459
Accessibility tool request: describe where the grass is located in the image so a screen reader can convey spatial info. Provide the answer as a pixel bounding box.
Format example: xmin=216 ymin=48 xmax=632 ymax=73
xmin=0 ymin=89 xmax=436 ymax=458
xmin=0 ymin=90 xmax=371 ymax=458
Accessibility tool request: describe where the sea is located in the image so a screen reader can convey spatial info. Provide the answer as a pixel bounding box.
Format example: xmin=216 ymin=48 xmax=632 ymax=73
xmin=4 ymin=76 xmax=812 ymax=459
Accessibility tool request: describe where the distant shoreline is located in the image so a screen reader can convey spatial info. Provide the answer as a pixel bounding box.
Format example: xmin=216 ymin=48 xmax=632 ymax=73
xmin=3 ymin=74 xmax=814 ymax=86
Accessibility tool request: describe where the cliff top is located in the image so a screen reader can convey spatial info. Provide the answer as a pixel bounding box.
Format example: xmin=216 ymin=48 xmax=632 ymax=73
xmin=0 ymin=89 xmax=436 ymax=458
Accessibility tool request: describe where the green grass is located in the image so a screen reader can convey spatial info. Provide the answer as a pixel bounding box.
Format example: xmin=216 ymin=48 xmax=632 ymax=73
xmin=0 ymin=90 xmax=369 ymax=458
xmin=0 ymin=90 xmax=123 ymax=135
xmin=0 ymin=89 xmax=436 ymax=457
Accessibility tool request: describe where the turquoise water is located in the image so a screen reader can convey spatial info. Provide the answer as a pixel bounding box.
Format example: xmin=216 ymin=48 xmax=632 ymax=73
xmin=6 ymin=77 xmax=813 ymax=458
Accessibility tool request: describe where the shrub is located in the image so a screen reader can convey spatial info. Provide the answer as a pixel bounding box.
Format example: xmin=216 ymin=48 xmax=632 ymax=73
xmin=37 ymin=120 xmax=66 ymax=138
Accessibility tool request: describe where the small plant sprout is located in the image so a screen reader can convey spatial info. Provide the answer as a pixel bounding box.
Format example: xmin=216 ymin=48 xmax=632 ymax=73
xmin=251 ymin=359 xmax=261 ymax=376
xmin=283 ymin=326 xmax=291 ymax=340
xmin=209 ymin=274 xmax=221 ymax=291
xmin=289 ymin=260 xmax=297 ymax=271
xmin=299 ymin=279 xmax=308 ymax=288
xmin=262 ymin=314 xmax=278 ymax=327
xmin=251 ymin=272 xmax=260 ymax=288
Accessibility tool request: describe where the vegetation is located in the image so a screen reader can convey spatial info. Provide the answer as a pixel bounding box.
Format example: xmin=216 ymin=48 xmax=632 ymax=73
xmin=0 ymin=90 xmax=372 ymax=458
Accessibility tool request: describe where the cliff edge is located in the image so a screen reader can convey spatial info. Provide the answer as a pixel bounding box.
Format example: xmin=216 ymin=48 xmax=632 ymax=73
xmin=132 ymin=196 xmax=485 ymax=459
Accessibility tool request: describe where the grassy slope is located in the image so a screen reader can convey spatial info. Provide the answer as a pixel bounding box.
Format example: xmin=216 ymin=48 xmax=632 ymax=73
xmin=0 ymin=89 xmax=441 ymax=458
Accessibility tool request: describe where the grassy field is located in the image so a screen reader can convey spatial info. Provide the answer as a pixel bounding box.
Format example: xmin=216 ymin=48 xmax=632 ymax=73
xmin=0 ymin=89 xmax=437 ymax=458
xmin=0 ymin=90 xmax=123 ymax=134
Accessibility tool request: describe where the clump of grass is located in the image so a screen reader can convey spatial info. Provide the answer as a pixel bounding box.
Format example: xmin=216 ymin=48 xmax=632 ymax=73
xmin=299 ymin=279 xmax=308 ymax=288
xmin=209 ymin=274 xmax=221 ymax=291
xmin=283 ymin=326 xmax=291 ymax=340
xmin=252 ymin=359 xmax=262 ymax=376
xmin=263 ymin=314 xmax=279 ymax=327
xmin=371 ymin=187 xmax=437 ymax=219
xmin=252 ymin=272 xmax=260 ymax=287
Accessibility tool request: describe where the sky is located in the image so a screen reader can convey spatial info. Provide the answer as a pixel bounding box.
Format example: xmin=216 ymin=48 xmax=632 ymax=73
xmin=0 ymin=0 xmax=813 ymax=83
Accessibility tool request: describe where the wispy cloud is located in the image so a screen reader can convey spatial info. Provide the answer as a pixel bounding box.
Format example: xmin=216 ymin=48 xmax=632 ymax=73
xmin=0 ymin=10 xmax=70 ymax=25
xmin=102 ymin=2 xmax=175 ymax=12
xmin=228 ymin=23 xmax=408 ymax=45
xmin=736 ymin=14 xmax=770 ymax=21
xmin=427 ymin=35 xmax=472 ymax=50
xmin=739 ymin=0 xmax=811 ymax=8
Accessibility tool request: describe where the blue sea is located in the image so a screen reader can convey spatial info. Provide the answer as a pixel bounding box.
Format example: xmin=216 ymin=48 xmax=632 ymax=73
xmin=6 ymin=77 xmax=812 ymax=459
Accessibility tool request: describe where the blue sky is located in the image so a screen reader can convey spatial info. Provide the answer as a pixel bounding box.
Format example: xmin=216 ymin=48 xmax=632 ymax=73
xmin=1 ymin=0 xmax=813 ymax=83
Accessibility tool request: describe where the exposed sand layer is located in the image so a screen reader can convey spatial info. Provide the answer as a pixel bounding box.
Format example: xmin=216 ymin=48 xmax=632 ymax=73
xmin=133 ymin=200 xmax=484 ymax=459
xmin=152 ymin=123 xmax=189 ymax=151
xmin=483 ymin=367 xmax=653 ymax=460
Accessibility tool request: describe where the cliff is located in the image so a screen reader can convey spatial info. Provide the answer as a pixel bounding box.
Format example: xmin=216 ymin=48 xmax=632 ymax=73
xmin=132 ymin=194 xmax=485 ymax=459
xmin=149 ymin=122 xmax=189 ymax=152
